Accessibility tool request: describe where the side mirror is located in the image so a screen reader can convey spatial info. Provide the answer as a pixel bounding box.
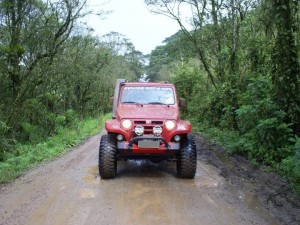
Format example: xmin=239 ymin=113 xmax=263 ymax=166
xmin=109 ymin=97 xmax=114 ymax=105
xmin=179 ymin=98 xmax=186 ymax=107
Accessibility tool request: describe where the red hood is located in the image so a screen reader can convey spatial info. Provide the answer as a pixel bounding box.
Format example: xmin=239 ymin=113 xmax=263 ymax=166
xmin=116 ymin=104 xmax=179 ymax=120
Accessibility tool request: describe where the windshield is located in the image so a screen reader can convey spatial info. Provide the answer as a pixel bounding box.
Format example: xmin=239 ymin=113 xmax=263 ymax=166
xmin=121 ymin=86 xmax=175 ymax=105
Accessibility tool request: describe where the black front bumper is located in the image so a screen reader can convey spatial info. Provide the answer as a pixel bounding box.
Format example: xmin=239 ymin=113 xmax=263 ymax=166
xmin=117 ymin=136 xmax=180 ymax=153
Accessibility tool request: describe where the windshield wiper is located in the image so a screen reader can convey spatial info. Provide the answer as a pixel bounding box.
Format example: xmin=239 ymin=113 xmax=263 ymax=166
xmin=147 ymin=102 xmax=167 ymax=105
xmin=122 ymin=101 xmax=140 ymax=104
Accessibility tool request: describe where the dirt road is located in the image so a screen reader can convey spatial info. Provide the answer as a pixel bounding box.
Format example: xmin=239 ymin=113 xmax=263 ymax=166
xmin=0 ymin=133 xmax=299 ymax=225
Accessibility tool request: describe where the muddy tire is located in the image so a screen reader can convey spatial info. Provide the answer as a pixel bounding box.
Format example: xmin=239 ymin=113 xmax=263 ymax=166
xmin=99 ymin=134 xmax=117 ymax=179
xmin=177 ymin=135 xmax=197 ymax=178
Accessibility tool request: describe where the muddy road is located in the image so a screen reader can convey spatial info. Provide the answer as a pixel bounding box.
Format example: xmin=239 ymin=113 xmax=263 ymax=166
xmin=1 ymin=133 xmax=299 ymax=225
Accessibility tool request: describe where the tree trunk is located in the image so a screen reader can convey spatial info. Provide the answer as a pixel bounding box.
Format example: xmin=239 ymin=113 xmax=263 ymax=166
xmin=272 ymin=0 xmax=300 ymax=134
xmin=7 ymin=0 xmax=24 ymax=101
xmin=211 ymin=0 xmax=224 ymax=82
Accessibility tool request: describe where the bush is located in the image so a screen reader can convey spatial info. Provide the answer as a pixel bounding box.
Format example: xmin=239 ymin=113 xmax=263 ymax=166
xmin=0 ymin=120 xmax=17 ymax=161
xmin=172 ymin=65 xmax=221 ymax=122
xmin=235 ymin=75 xmax=293 ymax=163
xmin=281 ymin=137 xmax=300 ymax=193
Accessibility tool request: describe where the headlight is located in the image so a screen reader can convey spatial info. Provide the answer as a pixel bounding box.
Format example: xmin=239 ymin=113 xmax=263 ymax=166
xmin=165 ymin=120 xmax=176 ymax=131
xmin=135 ymin=125 xmax=144 ymax=136
xmin=121 ymin=119 xmax=132 ymax=130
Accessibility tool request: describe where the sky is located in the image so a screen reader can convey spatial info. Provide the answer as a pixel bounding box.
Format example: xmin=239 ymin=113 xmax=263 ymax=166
xmin=85 ymin=0 xmax=182 ymax=55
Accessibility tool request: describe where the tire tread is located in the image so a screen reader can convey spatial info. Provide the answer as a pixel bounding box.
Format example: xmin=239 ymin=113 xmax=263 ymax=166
xmin=177 ymin=135 xmax=197 ymax=178
xmin=98 ymin=134 xmax=117 ymax=179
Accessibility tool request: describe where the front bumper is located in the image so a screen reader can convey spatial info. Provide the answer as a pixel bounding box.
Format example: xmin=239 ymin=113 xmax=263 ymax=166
xmin=117 ymin=136 xmax=180 ymax=154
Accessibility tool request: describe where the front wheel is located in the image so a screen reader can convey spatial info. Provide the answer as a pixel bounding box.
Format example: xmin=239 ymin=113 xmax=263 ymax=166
xmin=177 ymin=135 xmax=197 ymax=179
xmin=98 ymin=134 xmax=117 ymax=179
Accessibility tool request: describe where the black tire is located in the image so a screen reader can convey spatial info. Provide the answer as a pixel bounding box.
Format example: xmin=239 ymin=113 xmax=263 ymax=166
xmin=98 ymin=134 xmax=117 ymax=179
xmin=177 ymin=135 xmax=197 ymax=178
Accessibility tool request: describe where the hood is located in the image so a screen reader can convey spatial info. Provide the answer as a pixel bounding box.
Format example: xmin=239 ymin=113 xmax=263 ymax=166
xmin=116 ymin=104 xmax=179 ymax=120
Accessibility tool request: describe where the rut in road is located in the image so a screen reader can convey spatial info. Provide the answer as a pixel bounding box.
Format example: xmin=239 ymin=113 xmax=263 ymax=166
xmin=0 ymin=134 xmax=281 ymax=225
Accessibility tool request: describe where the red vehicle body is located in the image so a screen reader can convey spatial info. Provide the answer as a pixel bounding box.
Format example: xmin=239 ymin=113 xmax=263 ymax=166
xmin=98 ymin=79 xmax=197 ymax=179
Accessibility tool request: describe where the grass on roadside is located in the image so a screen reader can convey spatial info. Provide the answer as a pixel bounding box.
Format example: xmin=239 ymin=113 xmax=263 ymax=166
xmin=191 ymin=119 xmax=241 ymax=153
xmin=0 ymin=113 xmax=111 ymax=183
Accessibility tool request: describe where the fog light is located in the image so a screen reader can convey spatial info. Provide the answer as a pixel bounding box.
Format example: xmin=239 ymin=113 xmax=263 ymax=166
xmin=117 ymin=134 xmax=124 ymax=141
xmin=174 ymin=135 xmax=181 ymax=142
xmin=153 ymin=126 xmax=162 ymax=136
xmin=135 ymin=125 xmax=144 ymax=136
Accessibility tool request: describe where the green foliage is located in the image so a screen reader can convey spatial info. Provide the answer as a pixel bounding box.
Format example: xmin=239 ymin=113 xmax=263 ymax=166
xmin=146 ymin=31 xmax=195 ymax=81
xmin=0 ymin=114 xmax=110 ymax=183
xmin=235 ymin=75 xmax=293 ymax=163
xmin=0 ymin=120 xmax=16 ymax=161
xmin=172 ymin=65 xmax=214 ymax=118
xmin=271 ymin=0 xmax=300 ymax=134
xmin=55 ymin=115 xmax=67 ymax=127
xmin=172 ymin=66 xmax=202 ymax=103
xmin=192 ymin=119 xmax=241 ymax=154
xmin=281 ymin=137 xmax=300 ymax=193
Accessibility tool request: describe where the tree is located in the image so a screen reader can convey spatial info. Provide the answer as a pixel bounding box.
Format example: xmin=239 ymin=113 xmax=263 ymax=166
xmin=0 ymin=0 xmax=88 ymax=129
xmin=145 ymin=0 xmax=256 ymax=130
xmin=101 ymin=32 xmax=145 ymax=80
xmin=145 ymin=0 xmax=218 ymax=88
xmin=270 ymin=0 xmax=300 ymax=134
xmin=146 ymin=30 xmax=196 ymax=81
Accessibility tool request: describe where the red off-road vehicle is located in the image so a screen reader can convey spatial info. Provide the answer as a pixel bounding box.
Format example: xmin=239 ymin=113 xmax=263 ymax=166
xmin=99 ymin=79 xmax=197 ymax=179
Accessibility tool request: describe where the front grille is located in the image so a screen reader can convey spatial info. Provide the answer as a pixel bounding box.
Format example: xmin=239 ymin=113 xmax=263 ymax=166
xmin=134 ymin=120 xmax=163 ymax=125
xmin=133 ymin=120 xmax=163 ymax=135
xmin=152 ymin=121 xmax=163 ymax=125
xmin=134 ymin=120 xmax=146 ymax=124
